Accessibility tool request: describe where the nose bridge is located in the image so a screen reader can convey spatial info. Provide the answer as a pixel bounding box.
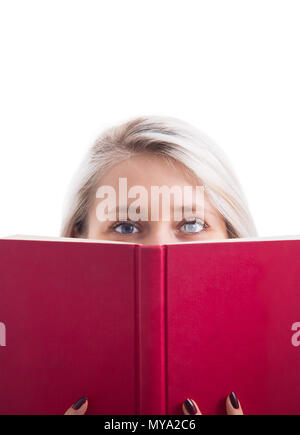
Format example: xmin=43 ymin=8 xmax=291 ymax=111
xmin=142 ymin=221 xmax=176 ymax=245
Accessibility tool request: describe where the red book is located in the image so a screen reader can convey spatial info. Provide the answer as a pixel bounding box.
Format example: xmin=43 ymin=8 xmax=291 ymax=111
xmin=0 ymin=235 xmax=300 ymax=415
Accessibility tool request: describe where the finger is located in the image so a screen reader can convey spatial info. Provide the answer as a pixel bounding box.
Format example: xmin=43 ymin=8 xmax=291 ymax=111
xmin=182 ymin=398 xmax=202 ymax=415
xmin=226 ymin=392 xmax=243 ymax=415
xmin=64 ymin=396 xmax=88 ymax=415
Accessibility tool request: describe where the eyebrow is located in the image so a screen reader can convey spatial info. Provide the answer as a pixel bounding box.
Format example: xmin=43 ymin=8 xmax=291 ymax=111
xmin=105 ymin=204 xmax=216 ymax=217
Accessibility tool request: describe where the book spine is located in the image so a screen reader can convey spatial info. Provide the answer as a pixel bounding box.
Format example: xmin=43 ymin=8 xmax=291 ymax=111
xmin=134 ymin=245 xmax=167 ymax=415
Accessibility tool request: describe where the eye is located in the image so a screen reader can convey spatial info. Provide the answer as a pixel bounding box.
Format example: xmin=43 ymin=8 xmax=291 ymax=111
xmin=112 ymin=221 xmax=140 ymax=235
xmin=179 ymin=217 xmax=207 ymax=234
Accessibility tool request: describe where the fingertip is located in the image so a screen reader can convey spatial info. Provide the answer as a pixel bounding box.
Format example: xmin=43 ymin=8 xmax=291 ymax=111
xmin=65 ymin=396 xmax=88 ymax=415
xmin=182 ymin=398 xmax=201 ymax=415
xmin=226 ymin=392 xmax=243 ymax=415
xmin=72 ymin=396 xmax=88 ymax=411
xmin=79 ymin=397 xmax=88 ymax=414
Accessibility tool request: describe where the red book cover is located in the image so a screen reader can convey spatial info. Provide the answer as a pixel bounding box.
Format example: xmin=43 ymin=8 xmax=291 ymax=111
xmin=0 ymin=236 xmax=300 ymax=415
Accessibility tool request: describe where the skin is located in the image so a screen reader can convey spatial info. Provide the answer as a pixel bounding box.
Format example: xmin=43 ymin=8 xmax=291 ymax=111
xmin=67 ymin=154 xmax=242 ymax=415
xmin=87 ymin=154 xmax=228 ymax=244
xmin=64 ymin=395 xmax=244 ymax=415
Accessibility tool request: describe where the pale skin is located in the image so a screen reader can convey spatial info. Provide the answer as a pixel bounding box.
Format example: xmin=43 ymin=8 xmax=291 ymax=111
xmin=64 ymin=395 xmax=244 ymax=415
xmin=66 ymin=154 xmax=244 ymax=415
xmin=86 ymin=154 xmax=228 ymax=244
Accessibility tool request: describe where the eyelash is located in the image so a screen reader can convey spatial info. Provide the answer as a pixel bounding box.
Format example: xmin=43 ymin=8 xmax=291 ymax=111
xmin=110 ymin=218 xmax=209 ymax=235
xmin=110 ymin=220 xmax=142 ymax=233
xmin=176 ymin=218 xmax=209 ymax=234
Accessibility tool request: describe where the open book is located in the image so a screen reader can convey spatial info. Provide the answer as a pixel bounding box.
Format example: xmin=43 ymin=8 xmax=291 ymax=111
xmin=0 ymin=235 xmax=300 ymax=415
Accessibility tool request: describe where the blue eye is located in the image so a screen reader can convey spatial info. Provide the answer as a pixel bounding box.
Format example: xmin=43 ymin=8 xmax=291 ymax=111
xmin=179 ymin=218 xmax=206 ymax=234
xmin=114 ymin=222 xmax=139 ymax=235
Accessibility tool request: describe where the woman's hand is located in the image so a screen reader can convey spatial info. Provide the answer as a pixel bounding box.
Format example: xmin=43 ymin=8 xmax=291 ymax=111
xmin=64 ymin=392 xmax=243 ymax=415
xmin=64 ymin=397 xmax=88 ymax=415
xmin=183 ymin=392 xmax=243 ymax=415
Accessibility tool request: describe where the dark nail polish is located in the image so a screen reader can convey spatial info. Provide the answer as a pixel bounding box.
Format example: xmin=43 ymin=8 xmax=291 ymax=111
xmin=184 ymin=398 xmax=197 ymax=415
xmin=72 ymin=396 xmax=87 ymax=410
xmin=229 ymin=392 xmax=239 ymax=409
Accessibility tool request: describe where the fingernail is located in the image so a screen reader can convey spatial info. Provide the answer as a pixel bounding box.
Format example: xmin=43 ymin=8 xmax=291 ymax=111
xmin=72 ymin=396 xmax=88 ymax=410
xmin=184 ymin=398 xmax=197 ymax=415
xmin=229 ymin=392 xmax=239 ymax=409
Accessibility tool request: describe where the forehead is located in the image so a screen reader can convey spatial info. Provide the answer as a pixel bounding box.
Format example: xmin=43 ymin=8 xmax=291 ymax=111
xmin=99 ymin=154 xmax=200 ymax=189
xmin=92 ymin=154 xmax=219 ymax=217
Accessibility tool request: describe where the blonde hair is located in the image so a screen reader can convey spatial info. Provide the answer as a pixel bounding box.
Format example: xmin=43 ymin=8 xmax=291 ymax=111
xmin=61 ymin=116 xmax=257 ymax=238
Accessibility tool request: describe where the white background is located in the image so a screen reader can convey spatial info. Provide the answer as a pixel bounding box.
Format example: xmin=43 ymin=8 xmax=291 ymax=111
xmin=0 ymin=0 xmax=299 ymax=238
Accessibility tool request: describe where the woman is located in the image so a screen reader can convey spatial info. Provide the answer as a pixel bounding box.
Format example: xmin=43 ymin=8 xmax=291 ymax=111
xmin=62 ymin=116 xmax=256 ymax=415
